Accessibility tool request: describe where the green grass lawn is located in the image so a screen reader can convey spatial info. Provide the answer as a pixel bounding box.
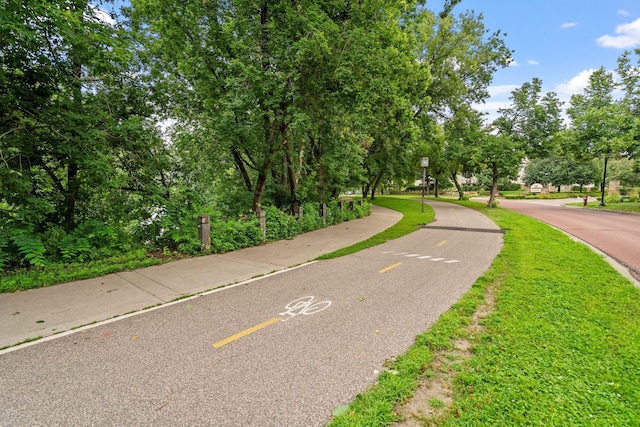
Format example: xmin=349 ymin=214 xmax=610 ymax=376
xmin=317 ymin=197 xmax=435 ymax=260
xmin=330 ymin=197 xmax=640 ymax=426
xmin=585 ymin=202 xmax=640 ymax=214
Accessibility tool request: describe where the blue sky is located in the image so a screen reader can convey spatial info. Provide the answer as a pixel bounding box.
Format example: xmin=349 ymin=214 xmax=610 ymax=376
xmin=457 ymin=0 xmax=640 ymax=121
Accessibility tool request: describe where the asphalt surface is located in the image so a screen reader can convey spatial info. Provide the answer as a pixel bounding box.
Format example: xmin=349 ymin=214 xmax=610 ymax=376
xmin=0 ymin=205 xmax=402 ymax=350
xmin=0 ymin=201 xmax=503 ymax=426
xmin=495 ymin=198 xmax=640 ymax=285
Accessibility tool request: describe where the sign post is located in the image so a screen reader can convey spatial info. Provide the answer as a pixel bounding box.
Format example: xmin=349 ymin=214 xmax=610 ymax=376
xmin=421 ymin=157 xmax=429 ymax=213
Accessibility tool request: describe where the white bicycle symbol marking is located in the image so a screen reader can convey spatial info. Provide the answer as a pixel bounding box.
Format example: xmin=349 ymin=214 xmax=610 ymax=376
xmin=279 ymin=296 xmax=332 ymax=321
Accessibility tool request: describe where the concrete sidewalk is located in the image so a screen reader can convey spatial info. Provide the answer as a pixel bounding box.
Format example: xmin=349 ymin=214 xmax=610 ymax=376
xmin=0 ymin=206 xmax=402 ymax=349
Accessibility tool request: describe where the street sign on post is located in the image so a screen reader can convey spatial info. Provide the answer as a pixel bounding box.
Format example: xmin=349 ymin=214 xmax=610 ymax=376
xmin=421 ymin=158 xmax=429 ymax=213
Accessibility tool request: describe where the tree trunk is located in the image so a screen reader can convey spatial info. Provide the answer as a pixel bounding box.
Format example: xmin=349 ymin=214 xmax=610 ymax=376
xmin=452 ymin=171 xmax=463 ymax=200
xmin=487 ymin=164 xmax=498 ymax=208
xmin=285 ymin=139 xmax=298 ymax=213
xmin=371 ymin=172 xmax=383 ymax=200
xmin=252 ymin=169 xmax=269 ymax=212
xmin=311 ymin=137 xmax=327 ymax=204
xmin=65 ymin=3 xmax=84 ymax=230
xmin=231 ymin=147 xmax=253 ymax=192
xmin=252 ymin=120 xmax=279 ymax=211
xmin=362 ymin=182 xmax=371 ymax=200
xmin=599 ymin=156 xmax=608 ymax=206
xmin=64 ymin=162 xmax=79 ymax=230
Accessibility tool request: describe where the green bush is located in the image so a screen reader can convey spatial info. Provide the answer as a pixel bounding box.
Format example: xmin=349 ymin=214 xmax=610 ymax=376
xmin=299 ymin=203 xmax=324 ymax=233
xmin=499 ymin=182 xmax=523 ymax=191
xmin=210 ymin=216 xmax=262 ymax=253
xmin=1 ymin=198 xmax=373 ymax=292
xmin=0 ymin=221 xmax=46 ymax=270
xmin=264 ymin=206 xmax=300 ymax=241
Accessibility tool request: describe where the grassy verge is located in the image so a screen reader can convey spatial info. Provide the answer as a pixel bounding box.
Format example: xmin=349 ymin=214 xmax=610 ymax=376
xmin=316 ymin=197 xmax=434 ymax=260
xmin=330 ymin=197 xmax=640 ymax=426
xmin=0 ymin=249 xmax=168 ymax=293
xmin=579 ymin=201 xmax=640 ymax=214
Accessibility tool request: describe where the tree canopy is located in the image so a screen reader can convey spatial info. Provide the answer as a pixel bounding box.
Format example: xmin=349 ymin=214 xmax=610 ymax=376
xmin=2 ymin=0 xmax=516 ymax=269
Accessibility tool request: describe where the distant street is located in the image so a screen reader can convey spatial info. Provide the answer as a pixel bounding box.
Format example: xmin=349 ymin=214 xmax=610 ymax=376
xmin=0 ymin=202 xmax=502 ymax=426
xmin=496 ymin=198 xmax=640 ymax=283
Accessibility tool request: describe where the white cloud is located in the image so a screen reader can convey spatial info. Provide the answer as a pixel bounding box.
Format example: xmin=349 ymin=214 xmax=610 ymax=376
xmin=555 ymin=69 xmax=598 ymax=96
xmin=554 ymin=69 xmax=624 ymax=101
xmin=88 ymin=5 xmax=117 ymax=26
xmin=488 ymin=85 xmax=520 ymax=97
xmin=561 ymin=22 xmax=578 ymax=29
xmin=597 ymin=18 xmax=640 ymax=49
xmin=508 ymin=59 xmax=519 ymax=67
xmin=473 ymin=86 xmax=519 ymax=124
xmin=527 ymin=59 xmax=540 ymax=65
xmin=618 ymin=9 xmax=631 ymax=17
xmin=474 ymin=100 xmax=512 ymax=112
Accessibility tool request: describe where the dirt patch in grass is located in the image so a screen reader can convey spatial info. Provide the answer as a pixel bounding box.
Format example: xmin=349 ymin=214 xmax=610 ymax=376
xmin=393 ymin=286 xmax=496 ymax=426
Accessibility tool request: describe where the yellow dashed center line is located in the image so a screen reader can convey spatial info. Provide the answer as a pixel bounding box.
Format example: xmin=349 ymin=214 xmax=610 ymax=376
xmin=213 ymin=317 xmax=281 ymax=348
xmin=437 ymin=240 xmax=447 ymax=247
xmin=379 ymin=262 xmax=403 ymax=274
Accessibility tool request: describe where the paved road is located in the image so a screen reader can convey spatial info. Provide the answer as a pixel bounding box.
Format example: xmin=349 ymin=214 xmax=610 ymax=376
xmin=496 ymin=198 xmax=640 ymax=283
xmin=0 ymin=202 xmax=502 ymax=426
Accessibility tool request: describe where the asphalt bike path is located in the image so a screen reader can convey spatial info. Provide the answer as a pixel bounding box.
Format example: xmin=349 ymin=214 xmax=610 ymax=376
xmin=0 ymin=205 xmax=402 ymax=349
xmin=0 ymin=201 xmax=503 ymax=426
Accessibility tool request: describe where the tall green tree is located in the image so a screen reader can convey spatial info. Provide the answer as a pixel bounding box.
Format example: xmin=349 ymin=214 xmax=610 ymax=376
xmin=409 ymin=6 xmax=511 ymax=197
xmin=494 ymin=78 xmax=564 ymax=159
xmin=474 ymin=132 xmax=523 ymax=208
xmin=1 ymin=0 xmax=166 ymax=232
xmin=131 ymin=0 xmax=419 ymax=210
xmin=523 ymin=157 xmax=599 ymax=191
xmin=567 ymin=67 xmax=639 ymax=204
xmin=442 ymin=106 xmax=484 ymax=199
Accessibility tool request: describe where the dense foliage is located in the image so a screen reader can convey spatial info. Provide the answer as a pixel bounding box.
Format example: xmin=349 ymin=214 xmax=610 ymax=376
xmin=1 ymin=0 xmax=512 ymax=274
xmin=3 ymin=0 xmax=640 ymax=275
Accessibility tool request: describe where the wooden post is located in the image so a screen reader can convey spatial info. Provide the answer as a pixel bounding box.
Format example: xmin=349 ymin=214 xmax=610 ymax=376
xmin=257 ymin=209 xmax=266 ymax=244
xmin=319 ymin=203 xmax=327 ymax=225
xmin=295 ymin=206 xmax=303 ymax=221
xmin=198 ymin=215 xmax=210 ymax=250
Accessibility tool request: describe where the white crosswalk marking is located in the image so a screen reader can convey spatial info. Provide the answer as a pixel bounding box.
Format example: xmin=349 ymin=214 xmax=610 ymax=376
xmin=383 ymin=252 xmax=460 ymax=264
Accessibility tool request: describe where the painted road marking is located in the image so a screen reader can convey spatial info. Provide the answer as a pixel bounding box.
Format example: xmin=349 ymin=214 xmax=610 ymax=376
xmin=213 ymin=317 xmax=281 ymax=348
xmin=213 ymin=296 xmax=331 ymax=348
xmin=280 ymin=296 xmax=332 ymax=321
xmin=382 ymin=252 xmax=459 ymax=264
xmin=437 ymin=240 xmax=447 ymax=247
xmin=379 ymin=262 xmax=403 ymax=274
